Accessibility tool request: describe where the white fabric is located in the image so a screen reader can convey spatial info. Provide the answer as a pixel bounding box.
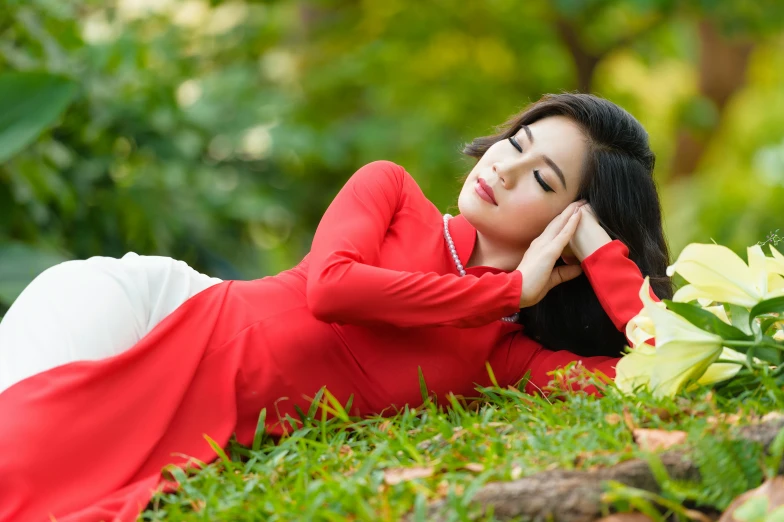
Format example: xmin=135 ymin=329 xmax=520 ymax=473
xmin=0 ymin=253 xmax=223 ymax=393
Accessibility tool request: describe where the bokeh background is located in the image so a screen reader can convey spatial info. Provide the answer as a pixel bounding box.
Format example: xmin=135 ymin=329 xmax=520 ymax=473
xmin=1 ymin=0 xmax=783 ymax=315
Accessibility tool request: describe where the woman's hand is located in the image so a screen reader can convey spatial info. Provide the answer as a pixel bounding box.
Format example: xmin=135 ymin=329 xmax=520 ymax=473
xmin=516 ymin=201 xmax=586 ymax=309
xmin=561 ymin=203 xmax=613 ymax=264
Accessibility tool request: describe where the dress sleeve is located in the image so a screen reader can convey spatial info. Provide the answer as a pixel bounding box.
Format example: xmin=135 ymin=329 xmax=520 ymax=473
xmin=522 ymin=345 xmax=619 ymax=397
xmin=306 ymin=160 xmax=523 ymax=328
xmin=581 ymin=239 xmax=659 ymax=333
xmin=507 ymin=239 xmax=660 ymax=397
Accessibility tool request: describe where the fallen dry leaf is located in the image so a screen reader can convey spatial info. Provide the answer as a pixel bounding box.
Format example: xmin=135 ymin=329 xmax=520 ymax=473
xmin=378 ymin=420 xmax=392 ymax=434
xmin=449 ymin=428 xmax=467 ymax=443
xmin=633 ymin=428 xmax=687 ymax=452
xmin=761 ymin=411 xmax=784 ymax=423
xmin=461 ymin=463 xmax=484 ymax=473
xmin=383 ymin=466 xmax=435 ymax=485
xmin=605 ymin=413 xmax=622 ymax=425
xmin=436 ymin=479 xmax=449 ymax=497
xmin=650 ymin=407 xmax=674 ymax=422
xmin=623 ymin=407 xmax=637 ymax=432
xmin=597 ymin=513 xmax=656 ymax=522
xmin=706 ymin=413 xmax=742 ymax=426
xmin=718 ymin=476 xmax=784 ymax=522
xmin=339 ymin=445 xmax=353 ymax=457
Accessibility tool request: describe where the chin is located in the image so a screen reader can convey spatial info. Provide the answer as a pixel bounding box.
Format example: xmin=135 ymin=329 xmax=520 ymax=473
xmin=457 ymin=193 xmax=488 ymax=230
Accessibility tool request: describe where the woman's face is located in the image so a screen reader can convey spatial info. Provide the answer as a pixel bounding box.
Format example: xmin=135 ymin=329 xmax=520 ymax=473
xmin=458 ymin=115 xmax=587 ymax=249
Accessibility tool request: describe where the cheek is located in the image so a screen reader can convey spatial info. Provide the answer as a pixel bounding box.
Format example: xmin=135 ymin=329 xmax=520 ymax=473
xmin=501 ymin=195 xmax=559 ymax=242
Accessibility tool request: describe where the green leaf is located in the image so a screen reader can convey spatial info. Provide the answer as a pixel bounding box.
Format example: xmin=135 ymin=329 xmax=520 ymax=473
xmin=0 ymin=71 xmax=77 ymax=163
xmin=767 ymin=506 xmax=784 ymax=522
xmin=321 ymin=387 xmax=349 ymax=422
xmin=485 ymin=361 xmax=500 ymax=388
xmin=764 ymin=425 xmax=784 ymax=479
xmin=0 ymin=241 xmax=70 ymax=306
xmin=663 ymin=300 xmax=752 ymax=341
xmin=307 ymin=387 xmax=325 ymax=419
xmin=729 ymin=304 xmax=753 ymax=335
xmin=418 ymin=366 xmax=429 ymax=403
xmin=750 ymin=296 xmax=784 ymax=325
xmin=251 ymin=408 xmax=266 ymax=452
xmin=203 ymin=433 xmax=234 ymax=473
xmin=760 ymin=317 xmax=781 ymax=337
xmin=747 ymin=341 xmax=783 ymax=366
xmin=733 ymin=495 xmax=768 ymax=522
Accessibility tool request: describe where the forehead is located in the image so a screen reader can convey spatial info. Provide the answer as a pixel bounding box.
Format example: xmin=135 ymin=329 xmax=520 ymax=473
xmin=517 ymin=116 xmax=587 ymax=193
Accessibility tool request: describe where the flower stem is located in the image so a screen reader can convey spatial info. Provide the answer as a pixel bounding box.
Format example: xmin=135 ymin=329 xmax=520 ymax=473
xmin=724 ymin=340 xmax=783 ymax=351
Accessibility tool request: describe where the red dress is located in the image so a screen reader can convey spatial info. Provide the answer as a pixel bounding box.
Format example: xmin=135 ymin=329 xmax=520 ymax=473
xmin=0 ymin=160 xmax=648 ymax=521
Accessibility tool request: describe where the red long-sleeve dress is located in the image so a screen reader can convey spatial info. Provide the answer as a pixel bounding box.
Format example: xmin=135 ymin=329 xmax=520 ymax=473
xmin=0 ymin=160 xmax=648 ymax=522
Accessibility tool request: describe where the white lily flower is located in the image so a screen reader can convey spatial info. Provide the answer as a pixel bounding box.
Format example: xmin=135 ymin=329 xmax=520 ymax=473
xmin=701 ymin=304 xmax=730 ymax=323
xmin=768 ymin=245 xmax=784 ymax=285
xmin=615 ymin=277 xmax=724 ymax=398
xmin=691 ymin=347 xmax=746 ymax=387
xmin=667 ymin=244 xmax=784 ymax=308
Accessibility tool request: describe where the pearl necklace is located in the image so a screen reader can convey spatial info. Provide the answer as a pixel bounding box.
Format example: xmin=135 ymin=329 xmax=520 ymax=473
xmin=442 ymin=214 xmax=520 ymax=323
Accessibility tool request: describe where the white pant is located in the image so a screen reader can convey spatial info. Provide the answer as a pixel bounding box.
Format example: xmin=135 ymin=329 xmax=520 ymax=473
xmin=0 ymin=253 xmax=223 ymax=393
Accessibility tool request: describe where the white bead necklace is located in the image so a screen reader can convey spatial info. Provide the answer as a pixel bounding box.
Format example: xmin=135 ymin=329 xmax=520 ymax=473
xmin=442 ymin=214 xmax=520 ymax=324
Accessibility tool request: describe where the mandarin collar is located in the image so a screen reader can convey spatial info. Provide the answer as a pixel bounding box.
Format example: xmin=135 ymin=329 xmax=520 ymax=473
xmin=446 ymin=214 xmax=510 ymax=276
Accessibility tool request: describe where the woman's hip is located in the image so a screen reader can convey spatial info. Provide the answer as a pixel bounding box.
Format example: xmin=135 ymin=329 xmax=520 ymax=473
xmin=0 ymin=253 xmax=222 ymax=391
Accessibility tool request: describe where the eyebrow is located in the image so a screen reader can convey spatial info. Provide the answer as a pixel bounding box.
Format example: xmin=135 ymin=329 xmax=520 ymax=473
xmin=521 ymin=125 xmax=567 ymax=190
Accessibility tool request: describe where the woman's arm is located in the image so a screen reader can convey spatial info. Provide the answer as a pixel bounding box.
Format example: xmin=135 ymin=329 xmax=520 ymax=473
xmin=306 ymin=160 xmax=522 ymax=328
xmin=581 ymin=239 xmax=660 ymax=334
xmin=523 ymin=341 xmax=618 ymax=396
xmin=506 ymin=240 xmax=658 ymax=397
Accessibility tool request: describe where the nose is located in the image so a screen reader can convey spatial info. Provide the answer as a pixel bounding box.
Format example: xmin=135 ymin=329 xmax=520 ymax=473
xmin=492 ymin=163 xmax=508 ymax=187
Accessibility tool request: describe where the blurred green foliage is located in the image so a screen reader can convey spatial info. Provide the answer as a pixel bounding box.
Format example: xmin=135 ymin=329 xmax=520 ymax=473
xmin=0 ymin=0 xmax=782 ymax=312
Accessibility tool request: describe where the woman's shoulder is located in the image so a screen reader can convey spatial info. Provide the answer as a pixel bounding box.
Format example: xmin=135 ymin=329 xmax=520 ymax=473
xmin=353 ymin=160 xmax=435 ymax=209
xmin=354 ymin=160 xmax=432 ymax=197
xmin=352 ymin=160 xmax=414 ymax=187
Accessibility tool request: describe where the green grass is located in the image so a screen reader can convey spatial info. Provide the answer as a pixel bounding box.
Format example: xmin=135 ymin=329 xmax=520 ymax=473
xmin=139 ymin=368 xmax=784 ymax=521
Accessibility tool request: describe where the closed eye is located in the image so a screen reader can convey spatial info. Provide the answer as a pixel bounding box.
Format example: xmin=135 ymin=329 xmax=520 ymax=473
xmin=508 ymin=135 xmax=523 ymax=153
xmin=509 ymin=136 xmax=554 ymax=193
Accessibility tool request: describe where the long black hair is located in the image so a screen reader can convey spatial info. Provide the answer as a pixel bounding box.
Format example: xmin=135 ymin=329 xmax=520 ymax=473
xmin=461 ymin=92 xmax=673 ymax=358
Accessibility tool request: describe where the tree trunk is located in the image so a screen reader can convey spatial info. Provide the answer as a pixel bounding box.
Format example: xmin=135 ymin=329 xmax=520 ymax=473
xmin=669 ymin=21 xmax=754 ymax=179
xmin=414 ymin=416 xmax=784 ymax=522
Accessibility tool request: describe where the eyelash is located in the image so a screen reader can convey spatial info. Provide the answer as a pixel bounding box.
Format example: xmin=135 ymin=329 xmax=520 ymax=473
xmin=507 ymin=136 xmax=554 ymax=193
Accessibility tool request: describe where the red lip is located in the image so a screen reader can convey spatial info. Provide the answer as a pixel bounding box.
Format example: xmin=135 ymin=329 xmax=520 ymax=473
xmin=477 ymin=178 xmax=497 ymax=205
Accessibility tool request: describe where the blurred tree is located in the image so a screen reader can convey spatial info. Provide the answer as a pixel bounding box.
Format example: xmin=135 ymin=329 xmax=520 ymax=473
xmin=0 ymin=0 xmax=782 ymax=315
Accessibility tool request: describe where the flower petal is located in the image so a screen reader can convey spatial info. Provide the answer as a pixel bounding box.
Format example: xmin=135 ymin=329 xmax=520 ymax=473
xmin=667 ymin=244 xmax=760 ymax=307
xmin=648 ymin=341 xmax=723 ymax=397
xmin=672 ymin=285 xmax=718 ymax=307
xmin=623 ymin=278 xmax=724 ymax=397
xmin=769 ymin=273 xmax=784 ymax=293
xmin=694 ymin=347 xmax=744 ymax=387
xmin=702 ymin=305 xmax=730 ymax=324
xmin=748 ymin=245 xmax=769 ymax=295
xmin=615 ymin=344 xmax=655 ymax=394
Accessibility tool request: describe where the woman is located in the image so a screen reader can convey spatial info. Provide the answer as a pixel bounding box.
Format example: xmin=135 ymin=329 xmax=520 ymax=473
xmin=0 ymin=93 xmax=670 ymax=522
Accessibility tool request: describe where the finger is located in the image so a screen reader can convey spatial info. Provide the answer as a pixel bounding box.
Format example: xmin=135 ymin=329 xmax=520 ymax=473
xmin=556 ymin=207 xmax=582 ymax=243
xmin=547 ymin=209 xmax=582 ymax=257
xmin=561 ymin=255 xmax=579 ymax=265
xmin=548 ymin=264 xmax=583 ymax=290
xmin=541 ymin=202 xmax=583 ymax=240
